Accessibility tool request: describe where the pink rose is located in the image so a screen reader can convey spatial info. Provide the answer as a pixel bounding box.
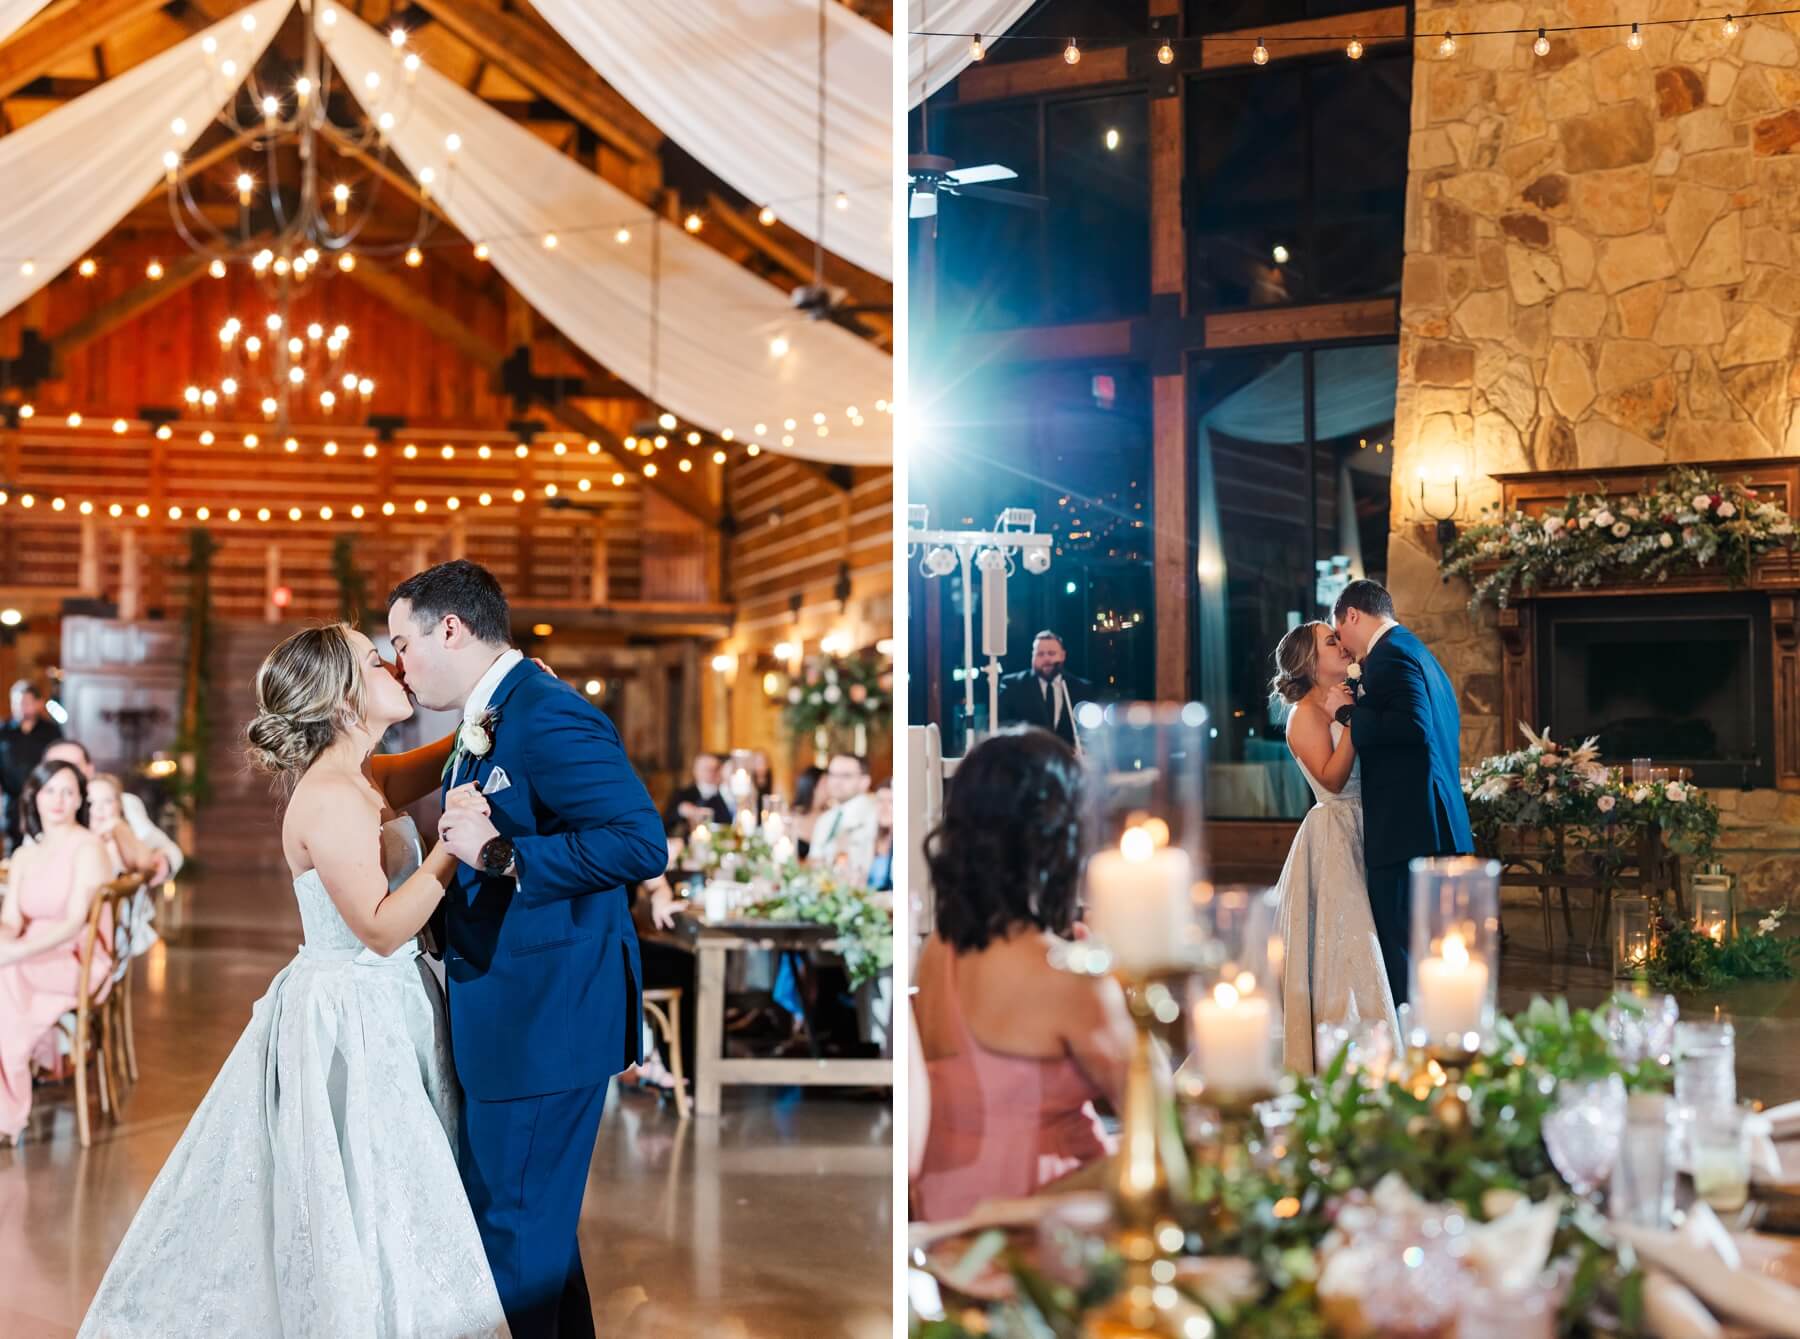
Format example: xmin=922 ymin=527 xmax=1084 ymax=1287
xmin=1598 ymin=795 xmax=1616 ymax=813
xmin=848 ymin=683 xmax=868 ymax=704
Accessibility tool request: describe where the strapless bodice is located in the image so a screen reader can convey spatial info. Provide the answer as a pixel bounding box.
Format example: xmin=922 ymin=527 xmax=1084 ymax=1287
xmin=290 ymin=816 xmax=424 ymax=963
xmin=1294 ymin=722 xmax=1361 ymax=808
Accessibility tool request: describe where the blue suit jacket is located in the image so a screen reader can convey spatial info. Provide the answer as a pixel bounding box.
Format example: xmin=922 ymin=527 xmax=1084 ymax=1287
xmin=440 ymin=660 xmax=668 ymax=1101
xmin=1347 ymin=625 xmax=1475 ymax=870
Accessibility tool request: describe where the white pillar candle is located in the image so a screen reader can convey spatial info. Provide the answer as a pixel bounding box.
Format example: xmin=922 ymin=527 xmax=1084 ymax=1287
xmin=1416 ymin=930 xmax=1490 ymax=1040
xmin=1084 ymin=827 xmax=1192 ymax=973
xmin=1192 ymin=982 xmax=1274 ymax=1096
xmin=703 ymin=882 xmax=729 ymax=922
xmin=734 ymin=807 xmax=757 ymax=838
xmin=771 ymin=836 xmax=796 ymax=866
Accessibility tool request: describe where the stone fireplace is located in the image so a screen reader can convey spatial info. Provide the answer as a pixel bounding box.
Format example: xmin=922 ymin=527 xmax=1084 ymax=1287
xmin=1388 ymin=2 xmax=1800 ymax=905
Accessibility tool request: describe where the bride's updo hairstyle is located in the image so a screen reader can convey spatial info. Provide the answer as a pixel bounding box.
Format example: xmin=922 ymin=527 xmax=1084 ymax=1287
xmin=245 ymin=623 xmax=368 ymax=791
xmin=1269 ymin=620 xmax=1329 ymax=710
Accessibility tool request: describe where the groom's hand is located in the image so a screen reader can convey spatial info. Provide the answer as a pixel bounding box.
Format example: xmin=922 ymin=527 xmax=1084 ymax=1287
xmin=439 ymin=784 xmax=499 ymax=867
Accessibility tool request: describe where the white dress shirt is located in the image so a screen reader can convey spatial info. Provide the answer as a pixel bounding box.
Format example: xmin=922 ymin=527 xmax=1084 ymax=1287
xmin=122 ymin=791 xmax=183 ymax=876
xmin=1364 ymin=620 xmax=1398 ymax=656
xmin=464 ymin=648 xmax=524 ymax=723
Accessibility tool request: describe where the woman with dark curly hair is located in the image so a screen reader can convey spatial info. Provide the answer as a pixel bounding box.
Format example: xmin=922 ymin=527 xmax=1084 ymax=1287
xmin=911 ymin=727 xmax=1132 ymax=1222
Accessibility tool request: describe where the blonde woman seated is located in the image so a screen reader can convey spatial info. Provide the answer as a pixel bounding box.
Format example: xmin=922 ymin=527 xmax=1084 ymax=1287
xmin=912 ymin=728 xmax=1132 ymax=1223
xmin=0 ymin=759 xmax=112 ymax=1142
xmin=87 ymin=772 xmax=162 ymax=958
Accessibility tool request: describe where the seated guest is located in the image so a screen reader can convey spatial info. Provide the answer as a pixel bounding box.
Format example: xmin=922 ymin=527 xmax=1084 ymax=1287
xmin=43 ymin=740 xmax=183 ymax=883
xmin=0 ymin=760 xmax=112 ymax=1142
xmin=624 ymin=875 xmax=692 ymax=1102
xmin=912 ymin=728 xmax=1131 ymax=1222
xmin=663 ymin=752 xmax=731 ymax=837
xmin=868 ymin=784 xmax=895 ymax=893
xmin=85 ymin=773 xmax=161 ymax=957
xmin=810 ymin=753 xmax=877 ymax=876
xmin=791 ymin=765 xmax=825 ymax=859
xmin=997 ymin=631 xmax=1097 ymax=751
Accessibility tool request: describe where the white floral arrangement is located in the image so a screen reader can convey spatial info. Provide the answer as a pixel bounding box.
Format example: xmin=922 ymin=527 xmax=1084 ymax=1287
xmin=1441 ymin=465 xmax=1798 ymax=609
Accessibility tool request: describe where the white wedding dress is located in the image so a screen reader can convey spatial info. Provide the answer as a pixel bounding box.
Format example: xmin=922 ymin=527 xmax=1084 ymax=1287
xmin=80 ymin=818 xmax=509 ymax=1339
xmin=1272 ymin=722 xmax=1400 ymax=1074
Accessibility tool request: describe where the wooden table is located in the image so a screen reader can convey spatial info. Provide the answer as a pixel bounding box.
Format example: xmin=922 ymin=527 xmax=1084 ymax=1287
xmin=669 ymin=913 xmax=893 ymax=1117
xmin=1477 ymin=822 xmax=1685 ymax=953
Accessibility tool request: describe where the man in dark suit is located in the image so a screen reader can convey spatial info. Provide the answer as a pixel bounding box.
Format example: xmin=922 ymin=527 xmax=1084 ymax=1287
xmin=662 ymin=752 xmax=731 ymax=836
xmin=1331 ymin=579 xmax=1475 ymax=1007
xmin=997 ymin=630 xmax=1095 ymax=749
xmin=391 ymin=559 xmax=668 ymax=1339
xmin=0 ymin=679 xmax=62 ymax=854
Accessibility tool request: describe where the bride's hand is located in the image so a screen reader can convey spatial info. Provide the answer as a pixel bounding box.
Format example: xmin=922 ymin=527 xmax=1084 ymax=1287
xmin=443 ymin=782 xmax=490 ymax=819
xmin=1325 ymin=682 xmax=1356 ymax=716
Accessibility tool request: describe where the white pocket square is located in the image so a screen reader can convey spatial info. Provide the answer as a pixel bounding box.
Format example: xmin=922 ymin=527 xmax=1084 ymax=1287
xmin=480 ymin=767 xmax=512 ymax=795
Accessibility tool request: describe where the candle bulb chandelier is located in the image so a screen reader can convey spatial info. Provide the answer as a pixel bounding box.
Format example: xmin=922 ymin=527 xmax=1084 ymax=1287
xmin=184 ymin=310 xmax=373 ymax=421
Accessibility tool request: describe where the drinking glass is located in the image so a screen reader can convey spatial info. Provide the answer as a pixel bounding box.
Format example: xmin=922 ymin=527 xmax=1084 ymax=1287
xmin=1611 ymin=1092 xmax=1678 ymax=1228
xmin=1604 ymin=993 xmax=1679 ymax=1067
xmin=1544 ymin=1074 xmax=1627 ymax=1202
xmin=1674 ymin=1019 xmax=1737 ymax=1118
xmin=1456 ymin=1277 xmax=1561 ymax=1339
xmin=1691 ymin=1104 xmax=1753 ymax=1213
xmin=1632 ymin=758 xmax=1653 ymax=784
xmin=1651 ymin=767 xmax=1672 ymax=784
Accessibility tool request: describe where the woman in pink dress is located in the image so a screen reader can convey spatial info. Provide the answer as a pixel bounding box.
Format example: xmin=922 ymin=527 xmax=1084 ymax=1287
xmin=912 ymin=728 xmax=1134 ymax=1222
xmin=0 ymin=758 xmax=111 ymax=1142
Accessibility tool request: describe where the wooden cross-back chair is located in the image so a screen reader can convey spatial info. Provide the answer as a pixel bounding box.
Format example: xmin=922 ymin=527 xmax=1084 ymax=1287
xmin=61 ymin=872 xmax=145 ymax=1148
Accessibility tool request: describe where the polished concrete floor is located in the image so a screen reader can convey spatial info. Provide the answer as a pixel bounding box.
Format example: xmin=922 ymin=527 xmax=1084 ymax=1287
xmin=0 ymin=864 xmax=893 ymax=1339
xmin=1496 ymin=887 xmax=1800 ymax=1106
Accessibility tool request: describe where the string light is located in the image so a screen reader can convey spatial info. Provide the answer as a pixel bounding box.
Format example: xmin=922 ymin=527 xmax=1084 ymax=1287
xmin=1439 ymin=30 xmax=1457 ymax=56
xmin=66 ymin=412 xmax=81 ymax=427
xmin=512 ymin=488 xmax=525 ymax=502
xmin=1347 ymin=36 xmax=1364 ymax=59
xmin=684 ymin=213 xmax=703 ymax=233
xmin=112 ymin=418 xmax=128 ymax=434
xmin=970 ymin=33 xmax=984 ymax=61
xmin=1628 ymin=21 xmax=1644 ymax=47
xmin=479 ymin=492 xmax=492 ymax=506
xmin=1063 ymin=37 xmax=1080 ymax=64
xmin=542 ymin=232 xmax=558 ymax=249
xmin=405 ymin=246 xmax=423 ymax=267
xmin=474 ymin=242 xmax=490 ymax=261
xmin=257 ymin=507 xmax=270 ymax=522
xmin=51 ymin=497 xmax=65 ymax=511
xmin=1157 ymin=39 xmax=1174 ymax=64
xmin=403 ymin=443 xmax=418 ymax=459
xmin=228 ymin=507 xmax=241 ymax=522
xmin=644 ymin=463 xmax=658 ymax=477
xmin=196 ymin=506 xmax=210 ymax=521
xmin=110 ymin=503 xmax=123 ymax=518
xmin=758 ymin=207 xmax=777 ymax=226
xmin=479 ymin=444 xmax=492 ymax=459
xmin=77 ymin=258 xmax=96 ymax=277
xmin=679 ymin=458 xmax=693 ymax=472
xmin=1533 ymin=27 xmax=1550 ymax=55
xmin=446 ymin=497 xmax=460 ymax=511
xmin=382 ymin=501 xmax=396 ymax=516
xmin=319 ymin=506 xmax=332 ymax=520
xmin=578 ymin=478 xmax=591 ymax=492
xmin=146 ymin=259 xmax=164 ymax=280
xmin=614 ymin=227 xmax=631 ymax=244
xmin=168 ymin=505 xmax=182 ymax=520
xmin=79 ymin=500 xmax=93 ymax=515
xmin=199 ymin=430 xmax=214 ymax=445
xmin=1724 ymin=13 xmax=1740 ymax=35
xmin=15 ymin=404 xmax=29 ymax=419
xmin=363 ymin=443 xmax=377 ymax=458
xmin=413 ymin=499 xmax=427 ymax=512
xmin=658 ymin=412 xmax=678 ymax=431
xmin=770 ymin=336 xmax=790 ymax=358
xmin=1252 ymin=36 xmax=1269 ymax=64
xmin=611 ymin=472 xmax=625 ymax=486
xmin=351 ymin=504 xmax=365 ymax=518
xmin=834 ymin=191 xmax=849 ymax=211
xmin=209 ymin=258 xmax=227 ymax=279
xmin=713 ymin=450 xmax=727 ymax=465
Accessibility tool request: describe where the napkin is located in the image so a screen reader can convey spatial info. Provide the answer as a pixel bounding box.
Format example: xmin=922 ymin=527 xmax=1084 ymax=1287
xmin=1616 ymin=1206 xmax=1800 ymax=1337
xmin=1643 ymin=1270 xmax=1725 ymax=1339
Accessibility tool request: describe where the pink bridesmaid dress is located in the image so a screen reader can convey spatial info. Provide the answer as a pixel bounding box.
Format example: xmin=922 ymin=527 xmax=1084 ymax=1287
xmin=0 ymin=836 xmax=112 ymax=1137
xmin=912 ymin=944 xmax=1114 ymax=1223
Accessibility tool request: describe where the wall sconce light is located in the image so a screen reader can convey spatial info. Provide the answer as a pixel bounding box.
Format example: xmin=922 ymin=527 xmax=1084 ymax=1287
xmin=1417 ymin=463 xmax=1464 ymax=545
xmin=710 ymin=653 xmax=738 ymax=677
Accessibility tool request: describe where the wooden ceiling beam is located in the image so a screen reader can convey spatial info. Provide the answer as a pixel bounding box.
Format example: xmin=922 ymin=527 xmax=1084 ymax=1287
xmin=0 ymin=0 xmax=164 ymax=101
xmin=48 ymin=251 xmax=212 ymax=371
xmin=406 ymin=0 xmax=662 ymax=162
xmin=704 ymin=193 xmax=892 ymax=347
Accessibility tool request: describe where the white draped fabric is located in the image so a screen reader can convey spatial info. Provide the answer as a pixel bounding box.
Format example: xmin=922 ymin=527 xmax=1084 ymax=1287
xmin=0 ymin=0 xmax=291 ymax=317
xmin=0 ymin=0 xmax=51 ymax=48
xmin=908 ymin=0 xmax=1038 ymax=106
xmin=532 ymin=0 xmax=892 ymax=280
xmin=320 ymin=11 xmax=891 ymax=467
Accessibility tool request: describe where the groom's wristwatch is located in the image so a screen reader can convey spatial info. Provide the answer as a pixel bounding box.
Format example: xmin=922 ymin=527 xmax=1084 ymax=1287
xmin=478 ymin=835 xmax=517 ymax=879
xmin=1334 ymin=704 xmax=1356 ymax=727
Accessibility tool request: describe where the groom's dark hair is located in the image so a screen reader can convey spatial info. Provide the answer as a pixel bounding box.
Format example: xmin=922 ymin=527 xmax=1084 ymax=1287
xmin=1332 ymin=578 xmax=1395 ymax=624
xmin=388 ymin=559 xmax=512 ymax=646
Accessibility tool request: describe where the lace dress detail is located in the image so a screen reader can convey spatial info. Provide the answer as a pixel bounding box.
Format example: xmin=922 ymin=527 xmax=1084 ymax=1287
xmin=79 ymin=818 xmax=509 ymax=1339
xmin=1273 ymin=724 xmax=1400 ymax=1074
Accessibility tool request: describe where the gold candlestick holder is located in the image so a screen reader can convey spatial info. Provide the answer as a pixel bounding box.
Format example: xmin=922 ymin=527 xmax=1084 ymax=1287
xmin=1177 ymin=1087 xmax=1268 ymax=1248
xmin=1402 ymin=1040 xmax=1481 ymax=1129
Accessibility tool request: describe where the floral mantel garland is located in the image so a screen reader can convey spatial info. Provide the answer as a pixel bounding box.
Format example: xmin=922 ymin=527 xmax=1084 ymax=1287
xmin=1464 ymin=725 xmax=1720 ymax=860
xmin=783 ymin=648 xmax=892 ymax=740
xmin=1440 ymin=465 xmax=1799 ymax=610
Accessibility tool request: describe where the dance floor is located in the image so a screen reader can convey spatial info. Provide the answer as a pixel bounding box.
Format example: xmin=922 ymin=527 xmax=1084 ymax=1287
xmin=0 ymin=862 xmax=893 ymax=1339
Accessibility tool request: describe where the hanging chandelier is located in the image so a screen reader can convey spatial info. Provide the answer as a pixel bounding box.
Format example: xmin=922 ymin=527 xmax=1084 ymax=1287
xmin=184 ymin=309 xmax=373 ymax=421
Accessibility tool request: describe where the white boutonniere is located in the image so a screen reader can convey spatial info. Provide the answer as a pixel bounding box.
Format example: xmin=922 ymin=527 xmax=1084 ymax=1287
xmin=1345 ymin=662 xmax=1362 ymax=681
xmin=443 ymin=708 xmax=500 ymax=781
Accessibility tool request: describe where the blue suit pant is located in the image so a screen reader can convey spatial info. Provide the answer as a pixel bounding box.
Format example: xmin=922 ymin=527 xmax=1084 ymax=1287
xmin=1367 ymin=860 xmax=1411 ymax=1008
xmin=459 ymin=1082 xmax=609 ymax=1339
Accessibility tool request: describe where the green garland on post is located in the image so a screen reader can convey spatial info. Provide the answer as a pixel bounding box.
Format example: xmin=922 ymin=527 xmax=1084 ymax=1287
xmin=331 ymin=534 xmax=371 ymax=626
xmin=170 ymin=527 xmax=217 ymax=818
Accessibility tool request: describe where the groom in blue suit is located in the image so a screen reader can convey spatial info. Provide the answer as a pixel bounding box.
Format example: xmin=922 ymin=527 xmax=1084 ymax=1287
xmin=1330 ymin=579 xmax=1474 ymax=1008
xmin=389 ymin=560 xmax=668 ymax=1339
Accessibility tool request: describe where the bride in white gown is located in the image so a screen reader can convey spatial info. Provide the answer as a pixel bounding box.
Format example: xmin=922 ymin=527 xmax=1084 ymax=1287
xmin=1268 ymin=620 xmax=1399 ymax=1074
xmin=81 ymin=624 xmax=508 ymax=1339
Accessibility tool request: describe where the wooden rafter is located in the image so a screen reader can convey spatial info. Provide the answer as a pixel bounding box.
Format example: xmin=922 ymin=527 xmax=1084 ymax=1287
xmin=407 ymin=0 xmax=662 ymax=162
xmin=704 ymin=194 xmax=892 ymax=348
xmin=48 ymin=252 xmax=211 ymax=370
xmin=0 ymin=0 xmax=227 ymax=102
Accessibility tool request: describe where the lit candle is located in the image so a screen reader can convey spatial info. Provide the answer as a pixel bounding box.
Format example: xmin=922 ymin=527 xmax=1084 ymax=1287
xmin=1704 ymin=920 xmax=1727 ymax=943
xmin=1084 ymin=826 xmax=1192 ymax=973
xmin=703 ymin=882 xmax=729 ymax=922
xmin=1416 ymin=930 xmax=1490 ymax=1041
xmin=1191 ymin=979 xmax=1275 ymax=1096
xmin=731 ymin=768 xmax=755 ymax=799
xmin=771 ymin=836 xmax=795 ymax=865
xmin=734 ymin=807 xmax=757 ymax=838
xmin=691 ymin=823 xmax=712 ymax=847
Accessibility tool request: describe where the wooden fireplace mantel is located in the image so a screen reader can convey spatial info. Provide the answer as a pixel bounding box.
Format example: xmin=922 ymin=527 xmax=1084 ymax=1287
xmin=1484 ymin=457 xmax=1800 ymax=791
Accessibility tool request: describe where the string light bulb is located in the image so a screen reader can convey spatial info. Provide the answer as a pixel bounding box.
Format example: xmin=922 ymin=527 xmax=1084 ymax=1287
xmin=1723 ymin=13 xmax=1739 ymax=36
xmin=228 ymin=507 xmax=241 ymax=522
xmin=615 ymin=228 xmax=631 ymax=244
xmin=145 ymin=259 xmax=164 ymax=280
xmin=474 ymin=242 xmax=490 ymax=260
xmin=834 ymin=191 xmax=849 ymax=211
xmin=236 ymin=172 xmax=254 ymax=205
xmin=66 ymin=412 xmax=81 ymax=427
xmin=1628 ymin=21 xmax=1643 ymax=48
xmin=351 ymin=504 xmax=365 ymax=518
xmin=770 ymin=336 xmax=790 ymax=358
xmin=405 ymin=246 xmax=423 ymax=267
xmin=1253 ymin=36 xmax=1269 ymax=64
xmin=77 ymin=258 xmax=96 ymax=277
xmin=1157 ymin=39 xmax=1174 ymax=64
xmin=1063 ymin=37 xmax=1080 ymax=64
xmin=542 ymin=232 xmax=558 ymax=249
xmin=1439 ymin=29 xmax=1457 ymax=56
xmin=209 ymin=258 xmax=226 ymax=278
xmin=970 ymin=34 xmax=984 ymax=61
xmin=1347 ymin=36 xmax=1364 ymax=59
xmin=1533 ymin=27 xmax=1550 ymax=56
xmin=684 ymin=212 xmax=703 ymax=233
xmin=333 ymin=182 xmax=349 ymax=215
xmin=14 ymin=404 xmax=28 ymax=419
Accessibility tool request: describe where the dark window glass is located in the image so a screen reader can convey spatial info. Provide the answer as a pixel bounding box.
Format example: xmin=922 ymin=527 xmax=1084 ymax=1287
xmin=980 ymin=0 xmax=1144 ymax=63
xmin=1186 ymin=50 xmax=1411 ymax=309
xmin=921 ymin=101 xmax=1043 ymax=328
xmin=1191 ymin=342 xmax=1396 ymax=818
xmin=907 ymin=363 xmax=1153 ymax=751
xmin=1185 ymin=0 xmax=1383 ymax=35
xmin=1045 ymin=94 xmax=1150 ymax=321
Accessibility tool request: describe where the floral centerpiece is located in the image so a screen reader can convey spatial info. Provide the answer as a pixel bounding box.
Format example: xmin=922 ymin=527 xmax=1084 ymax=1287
xmin=1464 ymin=724 xmax=1720 ymax=861
xmin=1440 ymin=465 xmax=1799 ymax=610
xmin=673 ymin=822 xmax=892 ymax=988
xmin=783 ymin=647 xmax=892 ymax=753
xmin=914 ymin=998 xmax=1666 ymax=1337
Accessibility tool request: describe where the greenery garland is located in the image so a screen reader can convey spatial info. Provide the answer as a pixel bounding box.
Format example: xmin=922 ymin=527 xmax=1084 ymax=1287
xmin=1645 ymin=906 xmax=1798 ymax=994
xmin=914 ymin=998 xmax=1663 ymax=1338
xmin=331 ymin=534 xmax=371 ymax=626
xmin=782 ymin=648 xmax=892 ymax=749
xmin=1440 ymin=465 xmax=1799 ymax=610
xmin=1465 ymin=725 xmax=1721 ymax=862
xmin=169 ymin=528 xmax=217 ymax=817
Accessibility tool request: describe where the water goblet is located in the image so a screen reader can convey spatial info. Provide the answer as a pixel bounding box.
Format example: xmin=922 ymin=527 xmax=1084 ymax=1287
xmin=1544 ymin=1074 xmax=1627 ymax=1204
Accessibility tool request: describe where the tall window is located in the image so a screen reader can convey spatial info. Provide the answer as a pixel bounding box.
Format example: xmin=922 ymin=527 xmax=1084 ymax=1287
xmin=916 ymin=91 xmax=1149 ymax=329
xmin=1190 ymin=342 xmax=1397 ymax=819
xmin=909 ymin=362 xmax=1153 ymax=752
xmin=1185 ymin=51 xmax=1410 ymax=311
